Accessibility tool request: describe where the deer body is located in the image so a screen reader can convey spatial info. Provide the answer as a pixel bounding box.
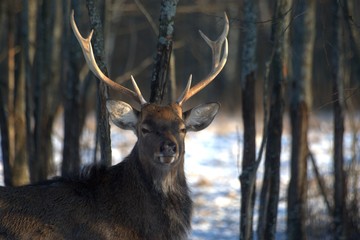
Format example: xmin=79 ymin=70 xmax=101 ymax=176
xmin=0 ymin=145 xmax=191 ymax=240
xmin=0 ymin=11 xmax=229 ymax=240
xmin=0 ymin=103 xmax=218 ymax=240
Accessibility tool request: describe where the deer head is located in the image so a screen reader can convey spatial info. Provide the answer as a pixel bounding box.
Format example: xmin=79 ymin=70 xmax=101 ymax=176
xmin=70 ymin=11 xmax=228 ymax=184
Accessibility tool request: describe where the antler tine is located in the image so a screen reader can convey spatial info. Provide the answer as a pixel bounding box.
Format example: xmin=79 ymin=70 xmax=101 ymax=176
xmin=130 ymin=75 xmax=147 ymax=105
xmin=176 ymin=74 xmax=192 ymax=104
xmin=177 ymin=12 xmax=229 ymax=106
xmin=70 ymin=11 xmax=147 ymax=105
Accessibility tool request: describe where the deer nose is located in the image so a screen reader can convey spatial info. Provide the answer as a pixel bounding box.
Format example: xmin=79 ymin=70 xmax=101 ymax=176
xmin=160 ymin=141 xmax=177 ymax=156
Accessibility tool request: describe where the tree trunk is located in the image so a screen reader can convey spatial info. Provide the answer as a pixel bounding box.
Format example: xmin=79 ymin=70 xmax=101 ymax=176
xmin=25 ymin=0 xmax=36 ymax=186
xmin=0 ymin=0 xmax=29 ymax=186
xmin=30 ymin=0 xmax=58 ymax=183
xmin=6 ymin=0 xmax=16 ymax=186
xmin=149 ymin=0 xmax=178 ymax=104
xmin=0 ymin=0 xmax=14 ymax=186
xmin=343 ymin=0 xmax=360 ymax=81
xmin=288 ymin=102 xmax=308 ymax=239
xmin=0 ymin=85 xmax=12 ymax=186
xmin=287 ymin=0 xmax=315 ymax=239
xmin=330 ymin=1 xmax=347 ymax=239
xmin=257 ymin=0 xmax=289 ymax=239
xmin=13 ymin=0 xmax=30 ymax=185
xmin=343 ymin=1 xmax=360 ymax=237
xmin=62 ymin=0 xmax=82 ymax=176
xmin=240 ymin=73 xmax=256 ymax=240
xmin=86 ymin=0 xmax=112 ymax=166
xmin=239 ymin=0 xmax=257 ymax=239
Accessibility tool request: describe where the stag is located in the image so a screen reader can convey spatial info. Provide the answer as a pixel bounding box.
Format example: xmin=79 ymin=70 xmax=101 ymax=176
xmin=0 ymin=11 xmax=229 ymax=240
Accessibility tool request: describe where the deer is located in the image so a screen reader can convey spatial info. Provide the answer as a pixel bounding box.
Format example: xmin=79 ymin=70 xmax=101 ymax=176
xmin=0 ymin=11 xmax=229 ymax=240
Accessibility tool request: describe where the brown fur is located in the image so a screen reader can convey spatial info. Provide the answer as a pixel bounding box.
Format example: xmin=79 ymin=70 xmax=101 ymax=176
xmin=0 ymin=103 xmax=219 ymax=239
xmin=0 ymin=149 xmax=191 ymax=240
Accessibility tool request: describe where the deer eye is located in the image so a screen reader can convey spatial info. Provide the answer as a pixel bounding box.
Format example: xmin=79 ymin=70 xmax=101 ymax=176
xmin=141 ymin=126 xmax=151 ymax=135
xmin=180 ymin=127 xmax=187 ymax=134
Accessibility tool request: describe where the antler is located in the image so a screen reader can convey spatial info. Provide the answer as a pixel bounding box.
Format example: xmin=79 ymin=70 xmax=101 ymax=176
xmin=177 ymin=12 xmax=229 ymax=106
xmin=70 ymin=11 xmax=147 ymax=105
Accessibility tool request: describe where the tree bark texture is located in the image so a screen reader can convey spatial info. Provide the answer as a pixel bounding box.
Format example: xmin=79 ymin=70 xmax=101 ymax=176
xmin=239 ymin=0 xmax=257 ymax=239
xmin=24 ymin=0 xmax=36 ymax=186
xmin=30 ymin=0 xmax=58 ymax=183
xmin=13 ymin=0 xmax=30 ymax=186
xmin=258 ymin=0 xmax=288 ymax=239
xmin=149 ymin=0 xmax=178 ymax=104
xmin=287 ymin=0 xmax=316 ymax=239
xmin=342 ymin=0 xmax=360 ymax=237
xmin=62 ymin=0 xmax=82 ymax=176
xmin=6 ymin=0 xmax=16 ymax=186
xmin=240 ymin=73 xmax=256 ymax=240
xmin=288 ymin=102 xmax=308 ymax=240
xmin=0 ymin=0 xmax=14 ymax=186
xmin=325 ymin=1 xmax=347 ymax=239
xmin=342 ymin=0 xmax=360 ymax=80
xmin=86 ymin=0 xmax=112 ymax=166
xmin=0 ymin=87 xmax=12 ymax=186
xmin=0 ymin=0 xmax=29 ymax=186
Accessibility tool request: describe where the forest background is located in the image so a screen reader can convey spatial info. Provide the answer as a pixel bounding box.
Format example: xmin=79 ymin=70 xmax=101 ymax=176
xmin=0 ymin=0 xmax=359 ymax=239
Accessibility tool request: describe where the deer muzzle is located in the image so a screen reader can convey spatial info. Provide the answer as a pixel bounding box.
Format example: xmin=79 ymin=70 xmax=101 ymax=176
xmin=155 ymin=140 xmax=178 ymax=164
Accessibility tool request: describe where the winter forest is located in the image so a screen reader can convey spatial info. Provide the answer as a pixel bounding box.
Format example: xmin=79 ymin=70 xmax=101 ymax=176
xmin=0 ymin=0 xmax=360 ymax=239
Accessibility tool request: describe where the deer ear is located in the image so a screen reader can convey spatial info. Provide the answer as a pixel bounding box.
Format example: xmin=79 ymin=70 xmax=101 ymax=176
xmin=106 ymin=100 xmax=138 ymax=131
xmin=184 ymin=102 xmax=220 ymax=132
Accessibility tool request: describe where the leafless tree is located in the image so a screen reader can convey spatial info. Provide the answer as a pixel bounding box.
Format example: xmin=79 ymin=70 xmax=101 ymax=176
xmin=327 ymin=1 xmax=347 ymax=239
xmin=0 ymin=0 xmax=29 ymax=186
xmin=86 ymin=0 xmax=112 ymax=166
xmin=61 ymin=0 xmax=82 ymax=175
xmin=150 ymin=0 xmax=179 ymax=104
xmin=30 ymin=0 xmax=61 ymax=183
xmin=287 ymin=0 xmax=316 ymax=239
xmin=239 ymin=0 xmax=257 ymax=239
xmin=257 ymin=0 xmax=290 ymax=239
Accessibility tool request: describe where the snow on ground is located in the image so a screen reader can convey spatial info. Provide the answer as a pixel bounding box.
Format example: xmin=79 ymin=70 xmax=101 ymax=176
xmin=1 ymin=113 xmax=358 ymax=239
